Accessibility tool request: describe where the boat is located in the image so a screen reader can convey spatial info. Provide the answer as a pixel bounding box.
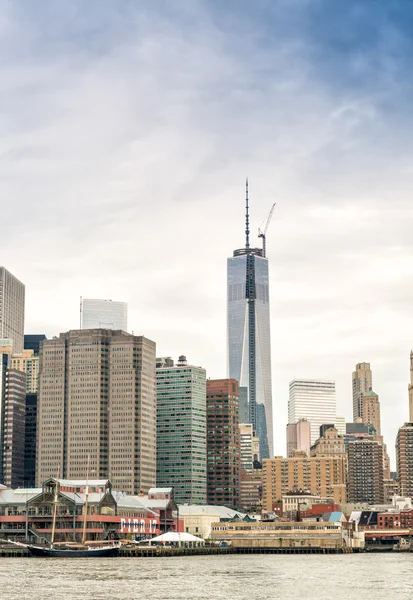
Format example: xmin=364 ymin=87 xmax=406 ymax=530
xmin=26 ymin=460 xmax=119 ymax=557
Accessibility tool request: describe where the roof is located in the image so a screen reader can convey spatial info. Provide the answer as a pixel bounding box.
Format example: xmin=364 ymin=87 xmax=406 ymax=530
xmin=112 ymin=491 xmax=158 ymax=517
xmin=359 ymin=511 xmax=378 ymax=526
xmin=150 ymin=531 xmax=204 ymax=543
xmin=363 ymin=391 xmax=378 ymax=397
xmin=148 ymin=488 xmax=173 ymax=494
xmin=57 ymin=479 xmax=110 ymax=487
xmin=0 ymin=484 xmax=7 ymax=490
xmin=178 ymin=505 xmax=246 ymax=519
xmin=0 ymin=489 xmax=42 ymax=504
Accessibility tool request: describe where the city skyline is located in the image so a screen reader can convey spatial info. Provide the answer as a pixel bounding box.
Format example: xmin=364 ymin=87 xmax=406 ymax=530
xmin=1 ymin=2 xmax=413 ymax=463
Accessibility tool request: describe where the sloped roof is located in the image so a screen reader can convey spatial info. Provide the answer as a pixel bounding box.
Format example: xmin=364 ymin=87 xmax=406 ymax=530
xmin=178 ymin=505 xmax=246 ymax=519
xmin=363 ymin=391 xmax=378 ymax=397
xmin=0 ymin=488 xmax=42 ymax=504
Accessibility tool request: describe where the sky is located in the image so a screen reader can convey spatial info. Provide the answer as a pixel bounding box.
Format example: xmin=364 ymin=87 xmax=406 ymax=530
xmin=1 ymin=0 xmax=413 ymax=465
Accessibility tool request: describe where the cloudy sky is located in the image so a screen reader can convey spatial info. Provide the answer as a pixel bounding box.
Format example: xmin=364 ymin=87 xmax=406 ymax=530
xmin=1 ymin=0 xmax=413 ymax=463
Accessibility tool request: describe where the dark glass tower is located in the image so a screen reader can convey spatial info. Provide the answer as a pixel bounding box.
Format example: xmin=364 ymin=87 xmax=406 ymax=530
xmin=227 ymin=181 xmax=273 ymax=458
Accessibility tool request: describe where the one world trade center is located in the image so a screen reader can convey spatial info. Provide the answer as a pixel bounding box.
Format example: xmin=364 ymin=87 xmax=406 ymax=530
xmin=227 ymin=181 xmax=273 ymax=459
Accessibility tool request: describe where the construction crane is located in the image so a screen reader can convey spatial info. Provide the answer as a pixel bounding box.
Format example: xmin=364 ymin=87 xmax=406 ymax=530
xmin=258 ymin=203 xmax=276 ymax=258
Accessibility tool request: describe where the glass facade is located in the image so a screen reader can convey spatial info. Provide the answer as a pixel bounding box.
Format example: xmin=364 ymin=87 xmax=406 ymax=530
xmin=156 ymin=363 xmax=206 ymax=504
xmin=227 ymin=252 xmax=273 ymax=458
xmin=81 ymin=299 xmax=128 ymax=331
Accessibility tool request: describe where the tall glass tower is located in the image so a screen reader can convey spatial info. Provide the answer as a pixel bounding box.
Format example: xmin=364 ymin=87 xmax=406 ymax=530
xmin=227 ymin=182 xmax=273 ymax=458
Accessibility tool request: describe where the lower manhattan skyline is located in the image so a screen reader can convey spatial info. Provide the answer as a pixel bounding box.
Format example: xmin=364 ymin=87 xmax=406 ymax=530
xmin=1 ymin=1 xmax=413 ymax=468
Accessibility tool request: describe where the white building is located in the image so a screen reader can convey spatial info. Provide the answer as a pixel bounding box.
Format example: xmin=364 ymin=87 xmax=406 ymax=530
xmin=0 ymin=267 xmax=25 ymax=354
xmin=81 ymin=298 xmax=128 ymax=331
xmin=288 ymin=379 xmax=337 ymax=445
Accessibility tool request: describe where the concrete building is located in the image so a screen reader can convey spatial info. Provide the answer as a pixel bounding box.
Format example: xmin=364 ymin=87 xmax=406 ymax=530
xmin=36 ymin=329 xmax=156 ymax=494
xmin=178 ymin=505 xmax=244 ymax=539
xmin=11 ymin=349 xmax=40 ymax=394
xmin=286 ymin=419 xmax=311 ymax=458
xmin=262 ymin=452 xmax=346 ymax=511
xmin=0 ymin=267 xmax=25 ymax=354
xmin=396 ymin=423 xmax=413 ymax=498
xmin=409 ymin=352 xmax=413 ymax=422
xmin=239 ymin=423 xmax=260 ymax=472
xmin=227 ymin=182 xmax=273 ymax=459
xmin=81 ymin=298 xmax=128 ymax=331
xmin=288 ymin=379 xmax=336 ymax=445
xmin=206 ymin=379 xmax=240 ymax=509
xmin=352 ymin=362 xmax=372 ymax=421
xmin=24 ymin=334 xmax=46 ymax=356
xmin=361 ymin=390 xmax=381 ymax=435
xmin=335 ymin=416 xmax=346 ymax=436
xmin=347 ymin=439 xmax=384 ymax=504
xmin=156 ymin=356 xmax=206 ymax=504
xmin=239 ymin=468 xmax=262 ymax=512
xmin=0 ymin=355 xmax=26 ymax=488
xmin=310 ymin=427 xmax=346 ymax=458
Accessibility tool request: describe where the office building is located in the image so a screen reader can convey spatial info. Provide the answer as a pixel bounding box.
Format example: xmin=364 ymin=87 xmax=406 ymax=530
xmin=335 ymin=416 xmax=346 ymax=436
xmin=310 ymin=426 xmax=346 ymax=458
xmin=239 ymin=423 xmax=261 ymax=472
xmin=396 ymin=422 xmax=413 ymax=498
xmin=288 ymin=379 xmax=336 ymax=445
xmin=361 ymin=390 xmax=381 ymax=435
xmin=36 ymin=329 xmax=156 ymax=494
xmin=262 ymin=452 xmax=346 ymax=511
xmin=11 ymin=350 xmax=40 ymax=394
xmin=347 ymin=439 xmax=384 ymax=504
xmin=81 ymin=298 xmax=128 ymax=331
xmin=24 ymin=393 xmax=37 ymax=488
xmin=206 ymin=379 xmax=240 ymax=509
xmin=286 ymin=419 xmax=311 ymax=458
xmin=409 ymin=352 xmax=413 ymax=422
xmin=24 ymin=334 xmax=46 ymax=356
xmin=0 ymin=267 xmax=25 ymax=354
xmin=239 ymin=469 xmax=263 ymax=512
xmin=0 ymin=354 xmax=26 ymax=488
xmin=156 ymin=356 xmax=206 ymax=504
xmin=227 ymin=182 xmax=273 ymax=458
xmin=352 ymin=362 xmax=372 ymax=421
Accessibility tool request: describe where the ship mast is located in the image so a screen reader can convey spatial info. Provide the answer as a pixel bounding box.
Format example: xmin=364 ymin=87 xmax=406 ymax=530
xmin=81 ymin=455 xmax=90 ymax=546
xmin=50 ymin=467 xmax=60 ymax=548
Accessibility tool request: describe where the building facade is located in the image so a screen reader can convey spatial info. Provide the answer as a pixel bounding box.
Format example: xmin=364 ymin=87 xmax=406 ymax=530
xmin=361 ymin=390 xmax=381 ymax=435
xmin=0 ymin=357 xmax=26 ymax=488
xmin=396 ymin=423 xmax=413 ymax=498
xmin=286 ymin=419 xmax=311 ymax=458
xmin=81 ymin=298 xmax=128 ymax=331
xmin=11 ymin=349 xmax=40 ymax=394
xmin=36 ymin=329 xmax=156 ymax=494
xmin=156 ymin=356 xmax=206 ymax=504
xmin=352 ymin=362 xmax=372 ymax=421
xmin=24 ymin=393 xmax=37 ymax=488
xmin=0 ymin=267 xmax=25 ymax=354
xmin=262 ymin=452 xmax=346 ymax=511
xmin=310 ymin=427 xmax=346 ymax=458
xmin=206 ymin=379 xmax=240 ymax=509
xmin=227 ymin=182 xmax=273 ymax=459
xmin=24 ymin=334 xmax=46 ymax=356
xmin=409 ymin=352 xmax=413 ymax=422
xmin=347 ymin=439 xmax=384 ymax=504
xmin=288 ymin=379 xmax=336 ymax=445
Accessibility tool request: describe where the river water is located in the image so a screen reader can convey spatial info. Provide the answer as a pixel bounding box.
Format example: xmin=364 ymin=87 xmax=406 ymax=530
xmin=0 ymin=554 xmax=411 ymax=599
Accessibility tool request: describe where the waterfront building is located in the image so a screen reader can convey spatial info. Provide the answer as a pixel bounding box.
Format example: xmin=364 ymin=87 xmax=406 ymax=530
xmin=310 ymin=427 xmax=346 ymax=458
xmin=409 ymin=352 xmax=413 ymax=422
xmin=352 ymin=362 xmax=372 ymax=421
xmin=288 ymin=379 xmax=336 ymax=445
xmin=0 ymin=354 xmax=26 ymax=488
xmin=178 ymin=504 xmax=244 ymax=539
xmin=227 ymin=182 xmax=273 ymax=458
xmin=286 ymin=419 xmax=311 ymax=458
xmin=156 ymin=356 xmax=206 ymax=504
xmin=36 ymin=329 xmax=156 ymax=494
xmin=81 ymin=298 xmax=128 ymax=331
xmin=11 ymin=349 xmax=40 ymax=394
xmin=206 ymin=379 xmax=240 ymax=509
xmin=262 ymin=452 xmax=346 ymax=511
xmin=24 ymin=334 xmax=46 ymax=356
xmin=347 ymin=439 xmax=384 ymax=504
xmin=396 ymin=422 xmax=413 ymax=498
xmin=0 ymin=267 xmax=25 ymax=354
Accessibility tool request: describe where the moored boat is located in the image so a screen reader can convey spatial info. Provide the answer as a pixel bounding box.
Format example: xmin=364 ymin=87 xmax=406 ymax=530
xmin=26 ymin=544 xmax=119 ymax=557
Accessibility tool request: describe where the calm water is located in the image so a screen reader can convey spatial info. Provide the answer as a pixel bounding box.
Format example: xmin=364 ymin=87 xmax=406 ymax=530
xmin=0 ymin=554 xmax=412 ymax=599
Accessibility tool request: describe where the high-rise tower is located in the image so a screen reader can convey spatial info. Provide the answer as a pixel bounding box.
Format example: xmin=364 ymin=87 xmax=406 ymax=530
xmin=409 ymin=351 xmax=413 ymax=422
xmin=227 ymin=181 xmax=273 ymax=458
xmin=352 ymin=362 xmax=372 ymax=421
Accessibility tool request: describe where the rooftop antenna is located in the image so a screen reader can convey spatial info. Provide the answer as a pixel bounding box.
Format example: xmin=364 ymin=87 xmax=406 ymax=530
xmin=245 ymin=178 xmax=250 ymax=250
xmin=80 ymin=296 xmax=83 ymax=330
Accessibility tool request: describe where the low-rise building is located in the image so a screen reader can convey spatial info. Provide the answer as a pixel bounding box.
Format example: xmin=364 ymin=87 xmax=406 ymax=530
xmin=178 ymin=505 xmax=246 ymax=539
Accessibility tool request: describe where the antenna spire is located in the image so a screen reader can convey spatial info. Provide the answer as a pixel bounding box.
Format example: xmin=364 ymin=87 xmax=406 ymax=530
xmin=245 ymin=178 xmax=250 ymax=250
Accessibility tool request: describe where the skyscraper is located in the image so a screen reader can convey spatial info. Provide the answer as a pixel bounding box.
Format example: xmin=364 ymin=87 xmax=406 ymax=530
xmin=156 ymin=356 xmax=206 ymax=504
xmin=206 ymin=379 xmax=240 ymax=509
xmin=288 ymin=379 xmax=336 ymax=445
xmin=352 ymin=362 xmax=372 ymax=421
xmin=286 ymin=419 xmax=311 ymax=458
xmin=347 ymin=439 xmax=384 ymax=503
xmin=361 ymin=390 xmax=381 ymax=435
xmin=81 ymin=298 xmax=128 ymax=331
xmin=36 ymin=329 xmax=156 ymax=494
xmin=409 ymin=351 xmax=413 ymax=422
xmin=396 ymin=422 xmax=413 ymax=498
xmin=0 ymin=267 xmax=25 ymax=354
xmin=227 ymin=181 xmax=273 ymax=458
